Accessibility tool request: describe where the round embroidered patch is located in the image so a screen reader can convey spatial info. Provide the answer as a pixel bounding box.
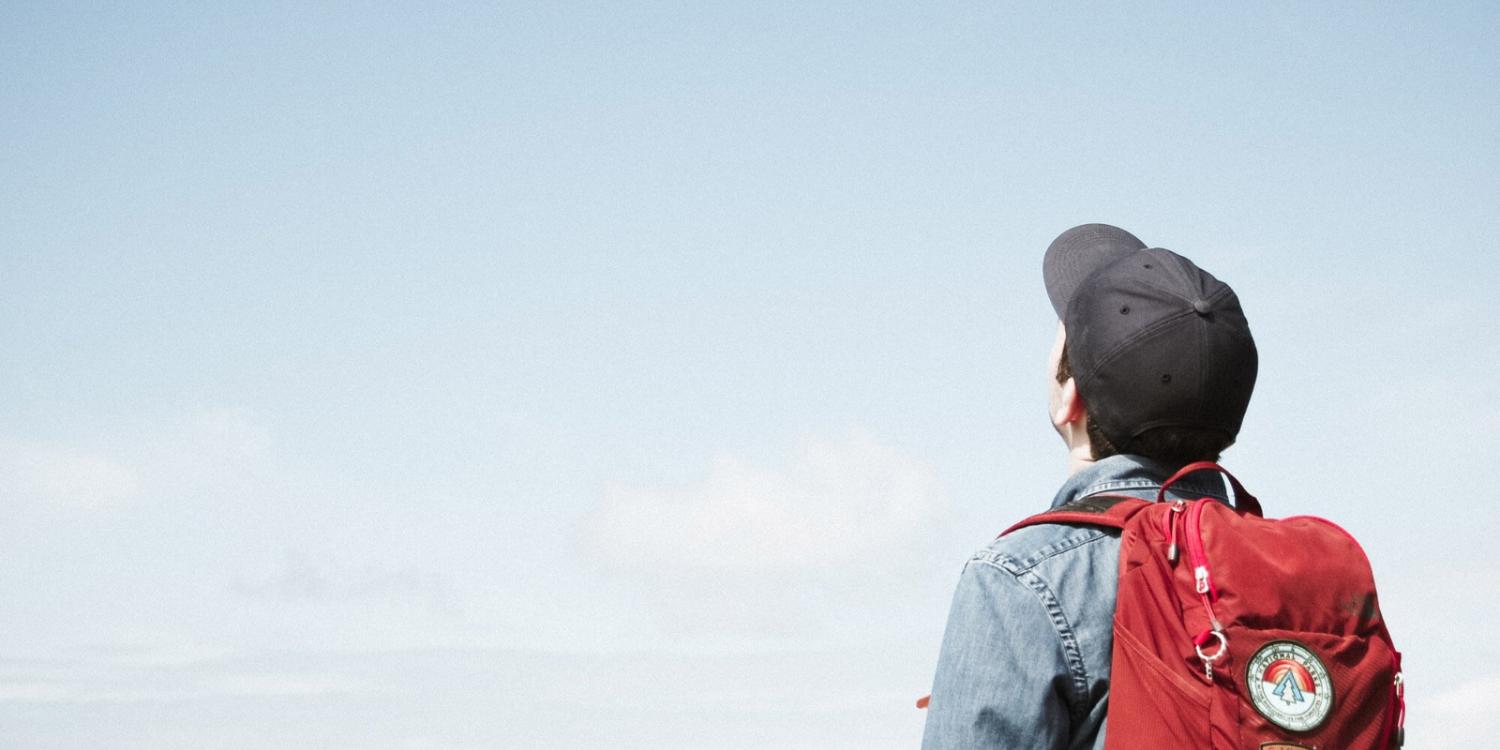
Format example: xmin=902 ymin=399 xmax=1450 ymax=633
xmin=1245 ymin=640 xmax=1334 ymax=732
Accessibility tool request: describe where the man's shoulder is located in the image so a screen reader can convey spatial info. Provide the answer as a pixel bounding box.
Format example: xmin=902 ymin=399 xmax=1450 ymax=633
xmin=969 ymin=518 xmax=1121 ymax=577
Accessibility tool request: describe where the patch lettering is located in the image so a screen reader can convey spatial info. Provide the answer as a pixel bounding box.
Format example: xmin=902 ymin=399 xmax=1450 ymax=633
xmin=1246 ymin=640 xmax=1334 ymax=733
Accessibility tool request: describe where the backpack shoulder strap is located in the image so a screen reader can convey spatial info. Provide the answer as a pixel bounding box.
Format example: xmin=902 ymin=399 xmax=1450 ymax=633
xmin=1001 ymin=493 xmax=1153 ymax=536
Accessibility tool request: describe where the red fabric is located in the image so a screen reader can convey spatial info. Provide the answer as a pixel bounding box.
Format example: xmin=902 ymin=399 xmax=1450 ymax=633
xmin=1007 ymin=465 xmax=1403 ymax=749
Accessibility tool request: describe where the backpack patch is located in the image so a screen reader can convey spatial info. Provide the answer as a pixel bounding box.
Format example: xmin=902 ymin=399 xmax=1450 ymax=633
xmin=1247 ymin=640 xmax=1334 ymax=732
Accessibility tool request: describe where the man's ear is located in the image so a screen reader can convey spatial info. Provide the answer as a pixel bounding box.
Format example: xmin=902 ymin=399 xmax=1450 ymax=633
xmin=1052 ymin=377 xmax=1086 ymax=428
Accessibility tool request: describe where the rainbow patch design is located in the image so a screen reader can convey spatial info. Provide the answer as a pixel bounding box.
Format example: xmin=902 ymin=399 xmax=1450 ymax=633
xmin=1246 ymin=641 xmax=1334 ymax=732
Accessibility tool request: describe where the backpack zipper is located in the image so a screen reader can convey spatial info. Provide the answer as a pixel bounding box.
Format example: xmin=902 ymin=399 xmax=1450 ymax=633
xmin=1176 ymin=497 xmax=1226 ymax=680
xmin=1186 ymin=498 xmax=1218 ymax=602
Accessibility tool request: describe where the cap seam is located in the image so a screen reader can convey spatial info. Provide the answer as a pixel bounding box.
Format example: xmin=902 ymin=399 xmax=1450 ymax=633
xmin=1132 ymin=277 xmax=1232 ymax=307
xmin=1076 ymin=281 xmax=1233 ymax=393
xmin=1079 ymin=307 xmax=1199 ymax=383
xmin=1196 ymin=306 xmax=1208 ymax=424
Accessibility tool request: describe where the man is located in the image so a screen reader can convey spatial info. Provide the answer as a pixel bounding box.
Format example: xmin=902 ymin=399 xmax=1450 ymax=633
xmin=921 ymin=224 xmax=1258 ymax=749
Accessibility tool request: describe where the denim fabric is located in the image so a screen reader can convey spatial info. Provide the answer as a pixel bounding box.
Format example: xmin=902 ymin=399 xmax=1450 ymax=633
xmin=921 ymin=455 xmax=1233 ymax=749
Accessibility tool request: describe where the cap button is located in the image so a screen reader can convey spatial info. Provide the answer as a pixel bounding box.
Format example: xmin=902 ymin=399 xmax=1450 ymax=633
xmin=1192 ymin=299 xmax=1212 ymax=315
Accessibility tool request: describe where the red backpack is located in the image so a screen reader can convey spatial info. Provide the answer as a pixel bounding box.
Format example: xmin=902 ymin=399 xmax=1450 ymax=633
xmin=1000 ymin=461 xmax=1405 ymax=749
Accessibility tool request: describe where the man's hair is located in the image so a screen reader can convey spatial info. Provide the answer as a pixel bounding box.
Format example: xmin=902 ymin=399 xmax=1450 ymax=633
xmin=1056 ymin=346 xmax=1233 ymax=466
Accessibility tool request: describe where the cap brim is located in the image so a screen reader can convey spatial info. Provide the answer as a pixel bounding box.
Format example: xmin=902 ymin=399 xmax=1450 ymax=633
xmin=1043 ymin=223 xmax=1146 ymax=318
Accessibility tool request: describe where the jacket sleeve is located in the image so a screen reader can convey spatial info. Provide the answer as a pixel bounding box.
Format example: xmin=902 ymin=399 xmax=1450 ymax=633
xmin=921 ymin=555 xmax=1074 ymax=750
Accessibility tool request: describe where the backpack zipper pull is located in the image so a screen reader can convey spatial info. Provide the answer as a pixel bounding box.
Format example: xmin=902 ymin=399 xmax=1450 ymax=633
xmin=1194 ymin=628 xmax=1228 ymax=682
xmin=1166 ymin=500 xmax=1186 ymax=562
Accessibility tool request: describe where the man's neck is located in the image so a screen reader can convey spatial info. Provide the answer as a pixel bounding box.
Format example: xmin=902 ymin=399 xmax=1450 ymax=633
xmin=1065 ymin=444 xmax=1095 ymax=476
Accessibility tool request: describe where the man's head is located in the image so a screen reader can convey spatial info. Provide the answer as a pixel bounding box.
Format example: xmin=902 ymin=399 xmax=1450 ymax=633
xmin=1043 ymin=225 xmax=1257 ymax=467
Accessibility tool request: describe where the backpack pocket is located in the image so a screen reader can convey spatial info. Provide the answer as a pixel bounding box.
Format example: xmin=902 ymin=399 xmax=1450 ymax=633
xmin=1106 ymin=622 xmax=1212 ymax=748
xmin=1222 ymin=627 xmax=1398 ymax=750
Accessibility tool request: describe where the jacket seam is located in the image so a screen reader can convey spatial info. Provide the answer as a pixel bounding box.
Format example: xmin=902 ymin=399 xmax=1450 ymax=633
xmin=973 ymin=533 xmax=1114 ymax=727
xmin=984 ymin=528 xmax=1112 ymax=574
xmin=1016 ymin=566 xmax=1091 ymax=725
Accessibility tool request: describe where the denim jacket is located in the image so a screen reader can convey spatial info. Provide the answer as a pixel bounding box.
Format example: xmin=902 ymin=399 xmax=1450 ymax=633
xmin=921 ymin=455 xmax=1233 ymax=749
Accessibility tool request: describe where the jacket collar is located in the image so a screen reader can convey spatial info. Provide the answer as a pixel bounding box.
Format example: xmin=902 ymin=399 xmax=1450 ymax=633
xmin=1050 ymin=454 xmax=1233 ymax=510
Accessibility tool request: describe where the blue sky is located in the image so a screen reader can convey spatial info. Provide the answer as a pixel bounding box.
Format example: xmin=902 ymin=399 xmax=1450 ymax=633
xmin=2 ymin=2 xmax=1497 ymax=747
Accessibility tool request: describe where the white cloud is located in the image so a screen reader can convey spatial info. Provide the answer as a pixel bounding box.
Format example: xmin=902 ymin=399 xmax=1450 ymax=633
xmin=0 ymin=439 xmax=141 ymax=509
xmin=0 ymin=682 xmax=71 ymax=702
xmin=1426 ymin=676 xmax=1500 ymax=715
xmin=586 ymin=431 xmax=948 ymax=573
xmin=0 ymin=407 xmax=271 ymax=511
xmin=0 ymin=654 xmax=372 ymax=705
xmin=1410 ymin=676 xmax=1500 ymax=746
xmin=148 ymin=407 xmax=271 ymax=492
xmin=0 ymin=646 xmax=930 ymax=748
xmin=229 ymin=551 xmax=450 ymax=609
xmin=208 ymin=671 xmax=373 ymax=698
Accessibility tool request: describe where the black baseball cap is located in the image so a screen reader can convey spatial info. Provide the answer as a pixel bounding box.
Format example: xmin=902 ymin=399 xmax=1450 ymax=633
xmin=1044 ymin=226 xmax=1257 ymax=448
xmin=1043 ymin=223 xmax=1147 ymax=319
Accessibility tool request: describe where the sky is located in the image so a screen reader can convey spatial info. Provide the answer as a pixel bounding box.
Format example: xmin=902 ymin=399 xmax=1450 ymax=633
xmin=1 ymin=2 xmax=1497 ymax=747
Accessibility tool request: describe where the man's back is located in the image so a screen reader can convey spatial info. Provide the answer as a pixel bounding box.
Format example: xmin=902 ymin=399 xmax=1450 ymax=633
xmin=922 ymin=455 xmax=1231 ymax=749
